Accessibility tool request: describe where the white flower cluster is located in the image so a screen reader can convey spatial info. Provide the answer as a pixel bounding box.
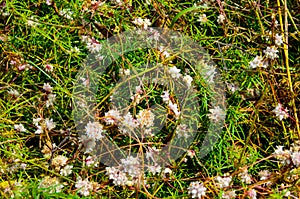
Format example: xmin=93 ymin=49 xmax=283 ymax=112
xmin=105 ymin=155 xmax=142 ymax=186
xmin=187 ymin=181 xmax=207 ymax=198
xmin=39 ymin=176 xmax=64 ymax=193
xmin=8 ymin=89 xmax=20 ymax=97
xmin=197 ymin=14 xmax=207 ymax=23
xmin=59 ymin=8 xmax=74 ymax=20
xmin=160 ymin=90 xmax=180 ymax=119
xmin=217 ymin=14 xmax=226 ymax=24
xmin=215 ymin=174 xmax=232 ymax=188
xmin=221 ymin=190 xmax=236 ymax=199
xmin=159 ymin=46 xmax=170 ymax=58
xmin=132 ymin=17 xmax=151 ymax=29
xmin=238 ymin=168 xmax=252 ymax=184
xmin=175 ymin=124 xmax=191 ymax=139
xmin=275 ymin=33 xmax=283 ymax=46
xmin=273 ymin=143 xmax=300 ymax=167
xmin=258 ymin=170 xmax=272 ymax=186
xmin=272 ymin=103 xmax=289 ymax=120
xmin=51 ymin=155 xmax=68 ymax=171
xmin=208 ymin=106 xmax=226 ymax=122
xmin=60 ymin=165 xmax=73 ymax=176
xmin=41 ymin=82 xmax=56 ymax=108
xmin=81 ymin=35 xmax=102 ymax=54
xmin=85 ymin=121 xmax=104 ymax=140
xmin=14 ymin=124 xmax=27 ymax=132
xmin=34 ymin=117 xmax=56 ymax=134
xmin=104 ymin=109 xmax=122 ymax=125
xmin=263 ymin=46 xmax=279 ymax=60
xmin=75 ymin=177 xmax=93 ymax=196
xmin=249 ymin=56 xmax=268 ymax=69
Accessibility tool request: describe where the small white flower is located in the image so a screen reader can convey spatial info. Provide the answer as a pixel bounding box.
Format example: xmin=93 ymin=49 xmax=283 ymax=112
xmin=291 ymin=151 xmax=300 ymax=167
xmin=46 ymin=94 xmax=56 ymax=107
xmin=120 ymin=156 xmax=142 ymax=178
xmin=132 ymin=17 xmax=151 ymax=29
xmin=217 ymin=14 xmax=225 ymax=24
xmin=27 ymin=16 xmax=39 ymax=27
xmin=147 ymin=164 xmax=161 ymax=175
xmin=264 ymin=46 xmax=279 ymax=60
xmin=188 ymin=181 xmax=207 ymax=198
xmin=272 ymin=103 xmax=288 ymax=120
xmin=168 ymin=101 xmax=180 ymax=118
xmin=45 ymin=118 xmax=56 ymax=130
xmin=120 ymin=69 xmax=130 ymax=76
xmin=238 ymin=168 xmax=252 ymax=184
xmin=35 ymin=125 xmax=43 ymax=134
xmin=59 ymin=9 xmax=74 ymax=20
xmin=275 ymin=33 xmax=283 ymax=46
xmin=8 ymin=89 xmax=20 ymax=97
xmin=197 ymin=14 xmax=207 ymax=23
xmin=162 ymin=168 xmax=172 ymax=178
xmin=106 ymin=166 xmax=128 ymax=186
xmin=159 ymin=46 xmax=170 ymax=58
xmin=14 ymin=124 xmax=27 ymax=132
xmin=168 ymin=66 xmax=181 ymax=79
xmin=43 ymin=83 xmax=53 ymax=93
xmin=60 ymin=165 xmax=73 ymax=176
xmin=161 ymin=91 xmax=170 ymax=103
xmin=176 ymin=124 xmax=190 ymax=138
xmin=46 ymin=0 xmax=52 ymax=5
xmin=183 ymin=75 xmax=193 ymax=88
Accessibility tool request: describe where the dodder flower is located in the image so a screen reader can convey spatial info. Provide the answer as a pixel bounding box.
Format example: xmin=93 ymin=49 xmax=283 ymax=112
xmin=188 ymin=181 xmax=207 ymax=198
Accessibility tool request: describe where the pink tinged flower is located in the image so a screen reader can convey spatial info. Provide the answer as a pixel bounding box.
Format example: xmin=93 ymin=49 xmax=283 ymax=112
xmin=272 ymin=103 xmax=289 ymax=120
xmin=75 ymin=177 xmax=93 ymax=196
xmin=247 ymin=189 xmax=257 ymax=199
xmin=45 ymin=64 xmax=53 ymax=72
xmin=85 ymin=121 xmax=104 ymax=140
xmin=46 ymin=0 xmax=52 ymax=5
xmin=187 ymin=181 xmax=207 ymax=198
xmin=43 ymin=83 xmax=53 ymax=93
